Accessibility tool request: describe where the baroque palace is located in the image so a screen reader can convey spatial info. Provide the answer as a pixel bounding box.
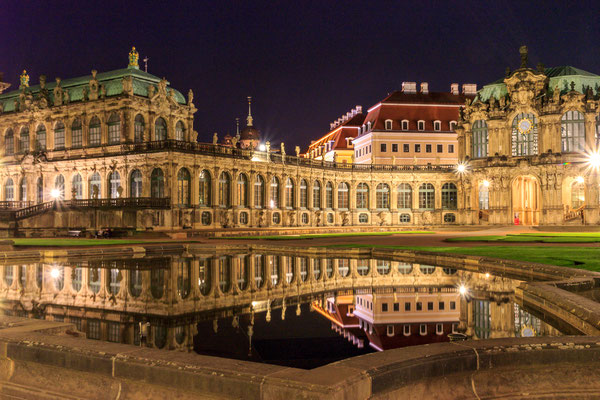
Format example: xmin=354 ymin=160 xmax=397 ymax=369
xmin=0 ymin=46 xmax=598 ymax=235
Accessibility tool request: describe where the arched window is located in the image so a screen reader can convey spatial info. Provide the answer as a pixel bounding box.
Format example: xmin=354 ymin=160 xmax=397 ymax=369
xmin=325 ymin=182 xmax=333 ymax=208
xmin=285 ymin=178 xmax=295 ymax=209
xmin=89 ymin=173 xmax=101 ymax=199
xmin=35 ymin=124 xmax=46 ymax=150
xmin=129 ymin=268 xmax=142 ymax=297
xmin=441 ymin=183 xmax=457 ymax=210
xmin=299 ymin=179 xmax=308 ymax=208
xmin=571 ymin=180 xmax=585 ymax=209
xmin=419 ymin=183 xmax=435 ymax=209
xmin=199 ymin=170 xmax=211 ymax=206
xmin=54 ymin=122 xmax=65 ymax=150
xmin=512 ymin=113 xmax=538 ymax=156
xmin=397 ymin=183 xmax=412 ymax=209
xmin=108 ymin=171 xmax=121 ymax=198
xmin=254 ymin=175 xmax=264 ymax=208
xmin=219 ymin=171 xmax=231 ymax=207
xmin=4 ymin=129 xmax=14 ymax=155
xmin=561 ymin=110 xmax=585 ymax=152
xmin=175 ymin=121 xmax=185 ymax=141
xmin=219 ymin=257 xmax=231 ymax=293
xmin=108 ymin=113 xmax=121 ymax=144
xmin=150 ymin=168 xmax=165 ymax=198
xmin=198 ymin=258 xmax=211 ymax=296
xmin=312 ymin=181 xmax=321 ymax=209
xmin=479 ymin=182 xmax=489 ymax=210
xmin=130 ymin=170 xmax=142 ymax=198
xmin=177 ymin=260 xmax=191 ymax=299
xmin=36 ymin=177 xmax=43 ymax=203
xmin=337 ymin=182 xmax=349 ymax=209
xmin=54 ymin=175 xmax=65 ymax=199
xmin=72 ymin=174 xmax=82 ymax=199
xmin=237 ymin=174 xmax=248 ymax=207
xmin=88 ymin=117 xmax=101 ymax=146
xmin=376 ymin=183 xmax=390 ymax=209
xmin=5 ymin=178 xmax=14 ymax=201
xmin=155 ymin=117 xmax=167 ymax=141
xmin=134 ymin=114 xmax=144 ymax=143
xmin=356 ymin=183 xmax=369 ymax=209
xmin=71 ymin=119 xmax=82 ymax=148
xmin=177 ymin=168 xmax=191 ymax=206
xmin=270 ymin=177 xmax=280 ymax=208
xmin=472 ymin=120 xmax=488 ymax=158
xmin=19 ymin=127 xmax=29 ymax=153
xmin=596 ymin=114 xmax=600 ymax=147
xmin=19 ymin=178 xmax=27 ymax=202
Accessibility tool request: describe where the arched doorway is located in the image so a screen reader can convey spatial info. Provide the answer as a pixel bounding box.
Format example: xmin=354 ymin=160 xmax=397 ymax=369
xmin=512 ymin=175 xmax=540 ymax=225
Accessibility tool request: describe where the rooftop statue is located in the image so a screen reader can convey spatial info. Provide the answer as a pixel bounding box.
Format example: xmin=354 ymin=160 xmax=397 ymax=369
xmin=19 ymin=70 xmax=29 ymax=89
xmin=128 ymin=46 xmax=139 ymax=69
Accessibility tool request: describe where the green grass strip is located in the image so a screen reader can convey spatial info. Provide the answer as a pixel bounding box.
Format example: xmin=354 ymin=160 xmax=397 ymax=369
xmin=217 ymin=231 xmax=434 ymax=240
xmin=11 ymin=238 xmax=152 ymax=247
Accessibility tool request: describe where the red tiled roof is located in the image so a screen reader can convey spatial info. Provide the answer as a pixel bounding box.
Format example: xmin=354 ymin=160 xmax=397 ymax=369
xmin=306 ymin=113 xmax=365 ymax=153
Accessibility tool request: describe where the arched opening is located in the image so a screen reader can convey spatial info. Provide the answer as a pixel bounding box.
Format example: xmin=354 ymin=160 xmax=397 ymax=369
xmin=511 ymin=175 xmax=540 ymax=225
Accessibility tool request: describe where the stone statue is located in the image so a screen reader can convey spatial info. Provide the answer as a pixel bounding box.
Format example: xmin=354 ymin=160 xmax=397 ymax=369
xmin=519 ymin=45 xmax=528 ymax=68
xmin=147 ymin=84 xmax=155 ymax=99
xmin=88 ymin=70 xmax=99 ymax=100
xmin=489 ymin=95 xmax=497 ymax=110
xmin=295 ymin=146 xmax=300 ymax=158
xmin=265 ymin=141 xmax=271 ymax=153
xmin=288 ymin=211 xmax=295 ymax=226
xmin=53 ymin=78 xmax=64 ymax=105
xmin=316 ymin=212 xmax=322 ymax=226
xmin=231 ymin=136 xmax=238 ymax=148
xmin=63 ymin=89 xmax=70 ymax=104
xmin=81 ymin=87 xmax=88 ymax=101
xmin=212 ymin=132 xmax=218 ymax=145
xmin=100 ymin=85 xmax=106 ymax=99
xmin=553 ymin=86 xmax=560 ymax=103
xmin=194 ymin=130 xmax=200 ymax=142
xmin=158 ymin=78 xmax=167 ymax=97
xmin=499 ymin=95 xmax=506 ymax=108
xmin=280 ymin=142 xmax=286 ymax=156
xmin=92 ymin=185 xmax=99 ymax=199
xmin=187 ymin=89 xmax=194 ymax=106
xmin=342 ymin=212 xmax=350 ymax=226
xmin=117 ymin=186 xmax=123 ymax=198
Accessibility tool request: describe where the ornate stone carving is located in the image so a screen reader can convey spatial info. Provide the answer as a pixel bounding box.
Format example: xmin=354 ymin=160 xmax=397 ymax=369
xmin=88 ymin=70 xmax=99 ymax=101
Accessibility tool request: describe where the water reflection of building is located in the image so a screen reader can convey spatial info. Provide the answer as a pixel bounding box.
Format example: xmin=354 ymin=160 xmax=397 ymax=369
xmin=0 ymin=254 xmax=560 ymax=355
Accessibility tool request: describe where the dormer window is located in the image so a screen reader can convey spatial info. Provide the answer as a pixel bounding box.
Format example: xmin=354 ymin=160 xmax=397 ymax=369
xmin=449 ymin=121 xmax=457 ymax=131
xmin=385 ymin=120 xmax=393 ymax=130
xmin=418 ymin=121 xmax=425 ymax=131
xmin=434 ymin=121 xmax=441 ymax=131
xmin=401 ymin=120 xmax=409 ymax=130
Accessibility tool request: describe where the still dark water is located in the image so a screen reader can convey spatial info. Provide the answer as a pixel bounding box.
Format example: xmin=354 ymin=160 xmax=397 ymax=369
xmin=0 ymin=252 xmax=562 ymax=369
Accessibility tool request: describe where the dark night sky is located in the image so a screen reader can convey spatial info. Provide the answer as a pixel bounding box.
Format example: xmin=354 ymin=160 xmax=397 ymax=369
xmin=2 ymin=1 xmax=600 ymax=149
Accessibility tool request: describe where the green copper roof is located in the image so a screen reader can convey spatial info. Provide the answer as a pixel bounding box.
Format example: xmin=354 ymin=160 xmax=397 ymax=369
xmin=0 ymin=67 xmax=186 ymax=113
xmin=476 ymin=65 xmax=600 ymax=103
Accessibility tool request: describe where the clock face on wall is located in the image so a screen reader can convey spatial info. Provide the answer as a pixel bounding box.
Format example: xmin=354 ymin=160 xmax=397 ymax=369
xmin=517 ymin=118 xmax=533 ymax=134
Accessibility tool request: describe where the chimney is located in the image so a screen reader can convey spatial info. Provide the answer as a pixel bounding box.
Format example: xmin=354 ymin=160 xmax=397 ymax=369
xmin=356 ymin=105 xmax=362 ymax=113
xmin=330 ymin=122 xmax=335 ymax=130
xmin=420 ymin=82 xmax=429 ymax=94
xmin=450 ymin=83 xmax=459 ymax=95
xmin=342 ymin=115 xmax=348 ymax=123
xmin=402 ymin=81 xmax=417 ymax=94
xmin=462 ymin=83 xmax=477 ymax=95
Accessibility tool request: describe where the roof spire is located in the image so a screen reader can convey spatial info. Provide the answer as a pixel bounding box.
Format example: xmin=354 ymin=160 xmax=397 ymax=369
xmin=19 ymin=70 xmax=29 ymax=89
xmin=519 ymin=45 xmax=528 ymax=69
xmin=128 ymin=46 xmax=139 ymax=69
xmin=247 ymin=96 xmax=253 ymax=126
xmin=236 ymin=118 xmax=240 ymax=136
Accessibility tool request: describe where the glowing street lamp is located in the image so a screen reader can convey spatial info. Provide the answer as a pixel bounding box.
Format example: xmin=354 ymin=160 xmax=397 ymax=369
xmin=50 ymin=189 xmax=61 ymax=199
xmin=482 ymin=180 xmax=490 ymax=188
xmin=576 ymin=176 xmax=585 ymax=184
xmin=455 ymin=161 xmax=469 ymax=175
xmin=258 ymin=144 xmax=266 ymax=152
xmin=458 ymin=284 xmax=468 ymax=296
xmin=50 ymin=268 xmax=60 ymax=279
xmin=587 ymin=151 xmax=600 ymax=170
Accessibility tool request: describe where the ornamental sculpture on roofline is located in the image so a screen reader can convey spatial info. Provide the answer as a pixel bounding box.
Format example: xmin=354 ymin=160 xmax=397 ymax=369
xmin=128 ymin=46 xmax=139 ymax=69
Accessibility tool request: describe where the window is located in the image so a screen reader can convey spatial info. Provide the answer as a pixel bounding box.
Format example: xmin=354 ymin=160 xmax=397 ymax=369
xmin=36 ymin=177 xmax=43 ymax=203
xmin=129 ymin=268 xmax=142 ymax=297
xmin=4 ymin=179 xmax=14 ymax=202
xmin=448 ymin=144 xmax=454 ymax=153
xmin=479 ymin=182 xmax=489 ymax=210
xmin=439 ymin=301 xmax=445 ymax=310
xmin=237 ymin=174 xmax=248 ymax=207
xmin=88 ymin=320 xmax=101 ymax=340
xmin=36 ymin=124 xmax=46 ymax=150
xmin=254 ymin=175 xmax=264 ymax=208
xmin=450 ymin=301 xmax=456 ymax=310
xmin=377 ymin=260 xmax=390 ymax=275
xmin=327 ymin=212 xmax=333 ymax=223
xmin=312 ymin=181 xmax=321 ymax=209
xmin=474 ymin=300 xmax=491 ymax=339
xmin=130 ymin=170 xmax=142 ymax=198
xmin=357 ymin=259 xmax=369 ymax=275
xmin=444 ymin=213 xmax=456 ymax=223
xmin=425 ymin=144 xmax=432 ymax=153
xmin=420 ymin=324 xmax=427 ymax=335
xmin=382 ymin=303 xmax=388 ymax=312
xmin=441 ymin=183 xmax=457 ymax=209
xmin=434 ymin=121 xmax=441 ymax=131
xmin=4 ymin=129 xmax=14 ymax=155
xmin=285 ymin=178 xmax=295 ymax=209
xmin=437 ymin=144 xmax=443 ymax=153
xmin=403 ymin=144 xmax=409 ymax=152
xmin=108 ymin=322 xmax=120 ymax=342
xmin=392 ymin=143 xmax=398 ymax=152
xmin=107 ymin=113 xmax=121 ymax=144
xmin=356 ymin=183 xmax=369 ymax=209
xmin=561 ymin=110 xmax=585 ymax=152
xmin=338 ymin=259 xmax=349 ymax=277
xmin=376 ymin=183 xmax=390 ymax=209
xmin=571 ymin=180 xmax=585 ymax=208
xmin=401 ymin=120 xmax=409 ymax=130
xmin=385 ymin=120 xmax=393 ymax=130
xmin=358 ymin=213 xmax=368 ymax=223
xmin=54 ymin=175 xmax=65 ymax=199
xmin=270 ymin=177 xmax=280 ymax=208
xmin=399 ymin=213 xmax=411 ymax=223
xmin=436 ymin=323 xmax=444 ymax=335
xmin=109 ymin=171 xmax=121 ymax=199
xmin=272 ymin=212 xmax=281 ymax=224
xmin=512 ymin=113 xmax=538 ymax=156
xmin=134 ymin=114 xmax=144 ymax=142
xmin=240 ymin=211 xmax=248 ymax=224
xmin=337 ymin=182 xmax=349 ymax=209
xmin=72 ymin=174 xmax=83 ymax=199
xmin=177 ymin=168 xmax=191 ymax=206
xmin=89 ymin=173 xmax=101 ymax=199
xmin=54 ymin=122 xmax=65 ymax=150
xmin=71 ymin=120 xmax=83 ymax=148
xmin=380 ymin=143 xmax=387 ymax=152
xmin=19 ymin=127 xmax=29 ymax=153
xmin=397 ymin=183 xmax=412 ymax=209
xmin=219 ymin=172 xmax=231 ymax=207
xmin=201 ymin=211 xmax=212 ymax=225
xmin=419 ymin=183 xmax=435 ymax=209
xmin=415 ymin=144 xmax=421 ymax=153
xmin=301 ymin=213 xmax=308 ymax=224
xmin=450 ymin=121 xmax=457 ymax=131
xmin=150 ymin=168 xmax=165 ymax=198
xmin=199 ymin=170 xmax=211 ymax=206
xmin=420 ymin=265 xmax=435 ymax=274
xmin=403 ymin=324 xmax=411 ymax=336
xmin=175 ymin=121 xmax=185 ymax=141
xmin=19 ymin=178 xmax=27 ymax=201
xmin=427 ymin=302 xmax=434 ymax=311
xmin=418 ymin=121 xmax=425 ymax=131
xmin=472 ymin=120 xmax=488 ymax=158
xmin=299 ymin=179 xmax=308 ymax=208
xmin=155 ymin=117 xmax=167 ymax=141
xmin=88 ymin=117 xmax=100 ymax=146
xmin=416 ymin=302 xmax=422 ymax=311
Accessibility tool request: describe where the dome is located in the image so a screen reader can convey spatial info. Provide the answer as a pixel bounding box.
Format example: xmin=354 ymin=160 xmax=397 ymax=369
xmin=240 ymin=125 xmax=260 ymax=141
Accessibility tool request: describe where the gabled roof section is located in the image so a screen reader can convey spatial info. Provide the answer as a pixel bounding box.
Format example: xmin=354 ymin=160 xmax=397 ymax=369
xmin=306 ymin=113 xmax=365 ymax=152
xmin=545 ymin=66 xmax=598 ymax=78
xmin=380 ymin=90 xmax=473 ymax=105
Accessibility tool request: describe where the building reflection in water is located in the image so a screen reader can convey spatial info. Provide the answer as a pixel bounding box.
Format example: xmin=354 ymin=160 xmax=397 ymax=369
xmin=0 ymin=253 xmax=561 ymax=368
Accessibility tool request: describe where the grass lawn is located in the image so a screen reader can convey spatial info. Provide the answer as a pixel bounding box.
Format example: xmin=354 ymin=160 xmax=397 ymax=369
xmin=447 ymin=232 xmax=600 ymax=243
xmin=217 ymin=231 xmax=435 ymax=240
xmin=324 ymin=243 xmax=600 ymax=272
xmin=10 ymin=238 xmax=152 ymax=247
